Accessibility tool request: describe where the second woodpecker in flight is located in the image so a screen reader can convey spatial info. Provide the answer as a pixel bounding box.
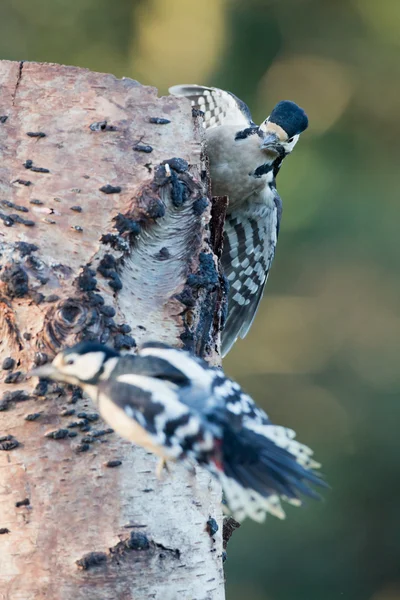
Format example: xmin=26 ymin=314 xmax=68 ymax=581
xmin=169 ymin=85 xmax=308 ymax=356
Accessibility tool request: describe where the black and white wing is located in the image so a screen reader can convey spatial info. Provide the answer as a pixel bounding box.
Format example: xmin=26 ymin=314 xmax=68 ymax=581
xmin=208 ymin=375 xmax=325 ymax=521
xmin=169 ymin=84 xmax=254 ymax=129
xmin=221 ymin=193 xmax=282 ymax=357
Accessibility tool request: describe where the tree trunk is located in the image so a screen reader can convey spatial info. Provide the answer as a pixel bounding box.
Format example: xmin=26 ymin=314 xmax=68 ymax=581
xmin=0 ymin=60 xmax=226 ymax=600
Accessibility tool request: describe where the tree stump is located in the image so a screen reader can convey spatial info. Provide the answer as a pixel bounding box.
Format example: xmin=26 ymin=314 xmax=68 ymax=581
xmin=0 ymin=61 xmax=226 ymax=600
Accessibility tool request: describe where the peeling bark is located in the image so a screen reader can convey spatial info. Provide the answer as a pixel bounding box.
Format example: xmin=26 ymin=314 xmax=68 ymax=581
xmin=0 ymin=61 xmax=226 ymax=600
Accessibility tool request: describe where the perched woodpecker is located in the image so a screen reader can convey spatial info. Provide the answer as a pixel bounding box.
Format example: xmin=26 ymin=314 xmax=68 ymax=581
xmin=169 ymin=85 xmax=308 ymax=356
xmin=33 ymin=341 xmax=325 ymax=523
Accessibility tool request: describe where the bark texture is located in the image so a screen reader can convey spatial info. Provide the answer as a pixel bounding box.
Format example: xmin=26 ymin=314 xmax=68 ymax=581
xmin=0 ymin=61 xmax=226 ymax=600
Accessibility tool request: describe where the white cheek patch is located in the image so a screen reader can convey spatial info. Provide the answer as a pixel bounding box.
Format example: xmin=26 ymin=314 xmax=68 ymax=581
xmin=63 ymin=352 xmax=106 ymax=381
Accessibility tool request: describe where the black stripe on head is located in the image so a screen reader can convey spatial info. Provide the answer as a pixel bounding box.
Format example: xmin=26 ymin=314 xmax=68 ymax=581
xmin=269 ymin=101 xmax=308 ymax=138
xmin=64 ymin=342 xmax=120 ymax=359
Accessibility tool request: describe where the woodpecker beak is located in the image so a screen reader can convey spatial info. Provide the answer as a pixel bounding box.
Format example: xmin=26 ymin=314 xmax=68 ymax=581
xmin=261 ymin=132 xmax=280 ymax=151
xmin=30 ymin=364 xmax=58 ymax=380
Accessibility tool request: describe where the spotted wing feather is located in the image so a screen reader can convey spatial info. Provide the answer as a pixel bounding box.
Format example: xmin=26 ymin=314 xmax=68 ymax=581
xmin=169 ymin=84 xmax=253 ymax=129
xmin=208 ymin=377 xmax=325 ymax=521
xmin=221 ymin=195 xmax=281 ymax=357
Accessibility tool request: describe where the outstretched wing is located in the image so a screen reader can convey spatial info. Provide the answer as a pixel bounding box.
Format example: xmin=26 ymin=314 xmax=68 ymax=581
xmin=221 ymin=192 xmax=282 ymax=357
xmin=169 ymin=84 xmax=254 ymax=129
xmin=208 ymin=377 xmax=325 ymax=521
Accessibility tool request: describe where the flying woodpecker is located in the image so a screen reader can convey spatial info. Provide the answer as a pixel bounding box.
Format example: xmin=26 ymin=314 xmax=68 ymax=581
xmin=32 ymin=341 xmax=325 ymax=523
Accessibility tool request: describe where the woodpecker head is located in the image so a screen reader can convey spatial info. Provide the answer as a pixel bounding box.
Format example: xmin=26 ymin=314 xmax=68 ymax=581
xmin=31 ymin=342 xmax=120 ymax=385
xmin=260 ymin=100 xmax=308 ymax=157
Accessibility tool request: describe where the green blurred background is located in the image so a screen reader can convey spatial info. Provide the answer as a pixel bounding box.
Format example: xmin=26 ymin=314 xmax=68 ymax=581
xmin=2 ymin=0 xmax=400 ymax=598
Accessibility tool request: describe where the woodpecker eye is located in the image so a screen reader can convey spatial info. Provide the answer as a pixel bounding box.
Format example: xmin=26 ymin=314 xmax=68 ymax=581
xmin=65 ymin=357 xmax=75 ymax=366
xmin=287 ymin=137 xmax=294 ymax=144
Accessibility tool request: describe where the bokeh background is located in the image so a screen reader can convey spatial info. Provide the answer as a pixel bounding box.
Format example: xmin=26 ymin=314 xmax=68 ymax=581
xmin=1 ymin=1 xmax=400 ymax=598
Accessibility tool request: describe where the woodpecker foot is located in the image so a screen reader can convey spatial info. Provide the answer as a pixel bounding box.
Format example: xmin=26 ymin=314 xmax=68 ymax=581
xmin=156 ymin=458 xmax=170 ymax=479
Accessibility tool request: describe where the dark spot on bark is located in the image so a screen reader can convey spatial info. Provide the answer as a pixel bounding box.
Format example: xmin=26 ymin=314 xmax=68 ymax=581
xmin=100 ymin=305 xmax=115 ymax=317
xmin=170 ymin=171 xmax=189 ymax=207
xmin=113 ymin=214 xmax=141 ymax=236
xmin=163 ymin=157 xmax=189 ymax=173
xmin=153 ymin=165 xmax=169 ymax=186
xmin=149 ymin=117 xmax=171 ymax=124
xmin=1 ymin=264 xmax=29 ymax=297
xmin=69 ymin=386 xmax=83 ymax=404
xmin=76 ymin=552 xmax=107 ymax=570
xmin=77 ymin=412 xmax=99 ymax=422
xmin=71 ymin=225 xmax=83 ymax=232
xmin=61 ymin=408 xmax=75 ymax=417
xmin=180 ymin=330 xmax=194 ymax=349
xmin=87 ymin=292 xmax=105 ymax=307
xmin=33 ymin=352 xmax=48 ymax=366
xmin=99 ymin=184 xmax=121 ymax=194
xmin=15 ymin=498 xmax=30 ymax=507
xmin=14 ymin=214 xmax=35 ymax=226
xmin=0 ymin=528 xmax=10 ymax=534
xmin=0 ymin=212 xmax=14 ymax=227
xmin=15 ymin=179 xmax=31 ymax=186
xmin=4 ymin=371 xmax=23 ymax=384
xmin=91 ymin=428 xmax=113 ymax=437
xmin=133 ymin=143 xmax=153 ymax=153
xmin=2 ymin=357 xmax=15 ymax=371
xmin=45 ymin=429 xmax=69 ymax=439
xmin=0 ymin=439 xmax=19 ymax=450
xmin=34 ymin=380 xmax=48 ymax=396
xmin=206 ymin=517 xmax=219 ymax=537
xmin=114 ymin=334 xmax=136 ymax=350
xmin=30 ymin=198 xmax=43 ymax=205
xmin=105 ymin=460 xmax=122 ymax=468
xmin=1 ymin=200 xmax=29 ymax=212
xmin=68 ymin=431 xmax=78 ymax=437
xmin=31 ymin=166 xmax=50 ymax=173
xmin=118 ymin=324 xmax=131 ymax=334
xmin=175 ymin=288 xmax=195 ymax=307
xmin=15 ymin=242 xmax=38 ymax=256
xmin=0 ymin=116 xmax=8 ymax=123
xmin=108 ymin=273 xmax=122 ymax=291
xmin=193 ymin=197 xmax=208 ymax=216
xmin=24 ymin=160 xmax=33 ymax=169
xmin=81 ymin=436 xmax=94 ymax=444
xmin=126 ymin=532 xmax=150 ymax=550
xmin=187 ymin=252 xmax=219 ymax=291
xmin=31 ymin=291 xmax=45 ymax=304
xmin=155 ymin=247 xmax=170 ymax=261
xmin=2 ymin=390 xmax=30 ymax=406
xmin=100 ymin=233 xmax=129 ymax=252
xmin=89 ymin=121 xmax=117 ymax=132
xmin=146 ymin=197 xmax=165 ymax=219
xmin=23 ymin=332 xmax=32 ymax=340
xmin=70 ymin=205 xmax=82 ymax=212
xmin=77 ymin=266 xmax=97 ymax=291
xmin=45 ymin=294 xmax=60 ymax=303
xmin=75 ymin=442 xmax=90 ymax=453
xmin=25 ymin=412 xmax=42 ymax=421
xmin=26 ymin=131 xmax=46 ymax=138
xmin=98 ymin=254 xmax=117 ymax=273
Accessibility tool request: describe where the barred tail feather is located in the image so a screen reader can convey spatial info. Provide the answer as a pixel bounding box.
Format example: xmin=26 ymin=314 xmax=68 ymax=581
xmin=218 ymin=473 xmax=286 ymax=522
xmin=213 ymin=426 xmax=326 ymax=522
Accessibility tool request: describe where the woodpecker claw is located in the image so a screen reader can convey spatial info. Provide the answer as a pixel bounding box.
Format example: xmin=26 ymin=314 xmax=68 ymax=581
xmin=156 ymin=458 xmax=169 ymax=479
